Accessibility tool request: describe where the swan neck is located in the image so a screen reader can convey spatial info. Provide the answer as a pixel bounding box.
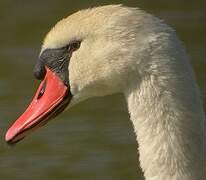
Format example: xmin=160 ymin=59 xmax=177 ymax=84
xmin=125 ymin=75 xmax=206 ymax=180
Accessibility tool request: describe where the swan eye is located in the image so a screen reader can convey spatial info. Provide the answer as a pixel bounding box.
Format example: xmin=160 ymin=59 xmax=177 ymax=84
xmin=67 ymin=41 xmax=81 ymax=52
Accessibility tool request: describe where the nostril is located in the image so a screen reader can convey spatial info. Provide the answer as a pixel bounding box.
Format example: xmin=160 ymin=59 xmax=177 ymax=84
xmin=37 ymin=81 xmax=47 ymax=99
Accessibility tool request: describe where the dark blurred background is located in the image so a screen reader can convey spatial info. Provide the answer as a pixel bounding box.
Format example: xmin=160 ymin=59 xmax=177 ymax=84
xmin=0 ymin=0 xmax=205 ymax=179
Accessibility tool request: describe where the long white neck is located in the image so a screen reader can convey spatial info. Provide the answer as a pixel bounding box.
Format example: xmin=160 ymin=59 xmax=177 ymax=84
xmin=125 ymin=45 xmax=206 ymax=180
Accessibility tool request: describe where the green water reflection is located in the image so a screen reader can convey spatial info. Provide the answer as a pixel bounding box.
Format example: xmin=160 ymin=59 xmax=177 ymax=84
xmin=0 ymin=0 xmax=205 ymax=179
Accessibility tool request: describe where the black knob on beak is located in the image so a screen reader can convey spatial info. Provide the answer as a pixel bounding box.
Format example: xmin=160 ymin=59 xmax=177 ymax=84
xmin=34 ymin=59 xmax=46 ymax=80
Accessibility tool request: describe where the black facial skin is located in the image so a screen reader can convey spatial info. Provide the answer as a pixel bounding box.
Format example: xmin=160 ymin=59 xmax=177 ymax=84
xmin=34 ymin=41 xmax=81 ymax=86
xmin=34 ymin=47 xmax=70 ymax=86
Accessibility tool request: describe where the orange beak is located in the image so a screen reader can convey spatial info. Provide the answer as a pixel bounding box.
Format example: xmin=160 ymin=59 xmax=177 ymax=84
xmin=5 ymin=67 xmax=72 ymax=145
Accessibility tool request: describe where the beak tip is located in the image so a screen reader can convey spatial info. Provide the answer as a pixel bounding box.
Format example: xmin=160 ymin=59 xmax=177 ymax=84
xmin=5 ymin=129 xmax=13 ymax=142
xmin=5 ymin=125 xmax=19 ymax=142
xmin=5 ymin=128 xmax=22 ymax=146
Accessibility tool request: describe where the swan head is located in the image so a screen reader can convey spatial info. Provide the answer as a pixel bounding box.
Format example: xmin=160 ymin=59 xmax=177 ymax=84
xmin=41 ymin=5 xmax=143 ymax=104
xmin=5 ymin=5 xmax=161 ymax=144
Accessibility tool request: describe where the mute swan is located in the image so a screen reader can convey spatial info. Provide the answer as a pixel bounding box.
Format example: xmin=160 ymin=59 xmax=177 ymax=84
xmin=5 ymin=5 xmax=206 ymax=180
